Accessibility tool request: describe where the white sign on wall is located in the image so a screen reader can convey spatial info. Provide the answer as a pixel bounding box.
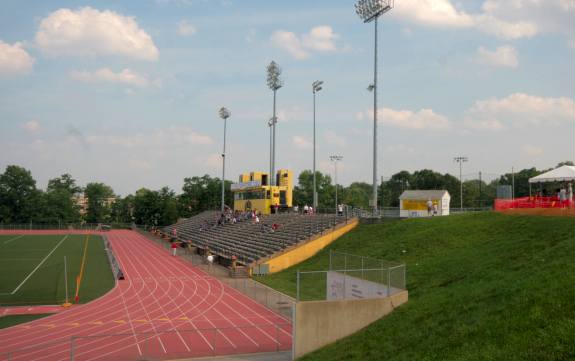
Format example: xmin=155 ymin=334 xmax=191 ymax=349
xmin=326 ymin=271 xmax=390 ymax=300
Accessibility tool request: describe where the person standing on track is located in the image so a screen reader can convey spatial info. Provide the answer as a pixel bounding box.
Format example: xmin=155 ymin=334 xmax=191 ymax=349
xmin=171 ymin=241 xmax=178 ymax=256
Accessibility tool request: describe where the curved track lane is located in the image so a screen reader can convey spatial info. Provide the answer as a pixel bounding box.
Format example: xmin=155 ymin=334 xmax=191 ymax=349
xmin=0 ymin=230 xmax=292 ymax=361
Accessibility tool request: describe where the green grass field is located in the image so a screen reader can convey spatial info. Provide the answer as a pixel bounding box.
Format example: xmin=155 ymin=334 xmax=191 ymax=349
xmin=0 ymin=234 xmax=115 ymax=306
xmin=0 ymin=314 xmax=52 ymax=329
xmin=258 ymin=213 xmax=575 ymax=361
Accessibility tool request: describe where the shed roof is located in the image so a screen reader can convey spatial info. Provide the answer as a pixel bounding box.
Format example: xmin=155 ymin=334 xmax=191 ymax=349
xmin=399 ymin=190 xmax=450 ymax=200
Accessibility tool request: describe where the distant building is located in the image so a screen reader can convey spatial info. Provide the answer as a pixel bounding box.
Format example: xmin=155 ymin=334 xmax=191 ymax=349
xmin=399 ymin=190 xmax=450 ymax=218
xmin=74 ymin=194 xmax=116 ymax=216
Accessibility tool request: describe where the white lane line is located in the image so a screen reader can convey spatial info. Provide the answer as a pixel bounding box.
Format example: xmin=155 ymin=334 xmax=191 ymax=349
xmin=10 ymin=235 xmax=69 ymax=295
xmin=3 ymin=235 xmax=24 ymax=244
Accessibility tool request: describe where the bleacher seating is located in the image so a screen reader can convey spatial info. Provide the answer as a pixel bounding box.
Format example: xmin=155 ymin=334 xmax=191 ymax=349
xmin=161 ymin=211 xmax=353 ymax=265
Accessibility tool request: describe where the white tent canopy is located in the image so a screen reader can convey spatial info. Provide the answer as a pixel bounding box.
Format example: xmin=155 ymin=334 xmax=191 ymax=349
xmin=528 ymin=165 xmax=575 ymax=183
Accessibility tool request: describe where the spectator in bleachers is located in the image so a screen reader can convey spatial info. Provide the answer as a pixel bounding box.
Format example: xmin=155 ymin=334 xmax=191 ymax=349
xmin=303 ymin=204 xmax=309 ymax=214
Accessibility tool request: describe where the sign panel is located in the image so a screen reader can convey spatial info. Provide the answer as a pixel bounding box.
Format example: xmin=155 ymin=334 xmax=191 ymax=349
xmin=230 ymin=180 xmax=262 ymax=191
xmin=326 ymin=271 xmax=389 ymax=300
xmin=402 ymin=199 xmax=438 ymax=211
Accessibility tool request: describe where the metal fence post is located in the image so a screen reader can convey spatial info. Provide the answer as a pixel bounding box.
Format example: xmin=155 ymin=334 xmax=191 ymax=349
xmin=70 ymin=336 xmax=75 ymax=361
xmin=387 ymin=268 xmax=391 ymax=297
xmin=296 ymin=270 xmax=300 ymax=301
xmin=275 ymin=324 xmax=279 ymax=352
xmin=212 ymin=328 xmax=217 ymax=356
xmin=329 ymin=249 xmax=332 ymax=271
xmin=403 ymin=264 xmax=406 ymax=289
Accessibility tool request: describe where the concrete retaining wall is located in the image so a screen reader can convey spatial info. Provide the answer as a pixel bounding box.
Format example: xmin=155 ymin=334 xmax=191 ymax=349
xmin=293 ymin=290 xmax=408 ymax=359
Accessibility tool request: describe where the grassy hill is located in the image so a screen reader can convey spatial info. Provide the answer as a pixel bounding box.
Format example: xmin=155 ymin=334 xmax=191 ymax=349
xmin=257 ymin=212 xmax=575 ymax=361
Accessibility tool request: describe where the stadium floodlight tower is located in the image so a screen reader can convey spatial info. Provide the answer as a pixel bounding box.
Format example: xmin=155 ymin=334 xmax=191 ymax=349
xmin=312 ymin=80 xmax=323 ymax=209
xmin=330 ymin=155 xmax=343 ymax=214
xmin=219 ymin=107 xmax=231 ymax=213
xmin=454 ymin=156 xmax=468 ymax=212
xmin=355 ymin=0 xmax=394 ymax=214
xmin=267 ymin=61 xmax=283 ymax=186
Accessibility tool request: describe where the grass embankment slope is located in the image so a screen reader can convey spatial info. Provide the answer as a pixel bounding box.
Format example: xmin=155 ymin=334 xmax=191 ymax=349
xmin=259 ymin=213 xmax=575 ymax=361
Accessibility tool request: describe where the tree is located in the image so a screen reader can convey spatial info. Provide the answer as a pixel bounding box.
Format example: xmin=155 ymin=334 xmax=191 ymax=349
xmin=84 ymin=182 xmax=115 ymax=223
xmin=342 ymin=182 xmax=371 ymax=208
xmin=178 ymin=175 xmax=232 ymax=217
xmin=292 ymin=170 xmax=334 ymax=210
xmin=40 ymin=174 xmax=82 ymax=223
xmin=0 ymin=165 xmax=40 ymax=223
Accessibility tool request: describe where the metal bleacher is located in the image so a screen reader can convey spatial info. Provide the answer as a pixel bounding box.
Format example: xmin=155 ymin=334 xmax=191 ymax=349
xmin=162 ymin=211 xmax=353 ymax=266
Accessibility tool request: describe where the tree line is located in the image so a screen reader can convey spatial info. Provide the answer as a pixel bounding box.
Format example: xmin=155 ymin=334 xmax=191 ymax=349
xmin=0 ymin=162 xmax=571 ymax=226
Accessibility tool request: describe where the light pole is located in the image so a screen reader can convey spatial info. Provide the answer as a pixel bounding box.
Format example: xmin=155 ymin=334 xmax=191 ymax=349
xmin=454 ymin=156 xmax=468 ymax=211
xmin=330 ymin=155 xmax=343 ymax=214
xmin=355 ymin=0 xmax=394 ymax=214
xmin=219 ymin=107 xmax=231 ymax=213
xmin=267 ymin=61 xmax=283 ymax=185
xmin=268 ymin=117 xmax=276 ymax=185
xmin=312 ymin=80 xmax=323 ymax=209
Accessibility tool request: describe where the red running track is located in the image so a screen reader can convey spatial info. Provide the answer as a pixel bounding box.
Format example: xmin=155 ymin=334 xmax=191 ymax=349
xmin=0 ymin=230 xmax=292 ymax=361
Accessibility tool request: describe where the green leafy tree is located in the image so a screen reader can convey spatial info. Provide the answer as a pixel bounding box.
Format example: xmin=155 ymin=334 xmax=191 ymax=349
xmin=40 ymin=174 xmax=82 ymax=223
xmin=292 ymin=170 xmax=334 ymax=210
xmin=178 ymin=175 xmax=232 ymax=217
xmin=0 ymin=165 xmax=40 ymax=223
xmin=84 ymin=182 xmax=115 ymax=223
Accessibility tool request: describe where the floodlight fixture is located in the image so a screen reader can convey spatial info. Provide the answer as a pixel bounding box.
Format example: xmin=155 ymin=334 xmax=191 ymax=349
xmin=330 ymin=155 xmax=344 ymax=214
xmin=267 ymin=61 xmax=284 ymax=185
xmin=219 ymin=107 xmax=231 ymax=213
xmin=355 ymin=0 xmax=393 ymax=23
xmin=312 ymin=80 xmax=323 ymax=93
xmin=267 ymin=61 xmax=283 ymax=91
xmin=454 ymin=156 xmax=468 ymax=211
xmin=367 ymin=84 xmax=375 ymax=92
xmin=355 ymin=0 xmax=393 ymax=214
xmin=219 ymin=107 xmax=230 ymax=120
xmin=312 ymin=80 xmax=324 ymax=209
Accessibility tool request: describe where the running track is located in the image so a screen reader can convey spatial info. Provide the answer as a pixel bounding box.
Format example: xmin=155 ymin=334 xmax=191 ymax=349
xmin=0 ymin=230 xmax=292 ymax=360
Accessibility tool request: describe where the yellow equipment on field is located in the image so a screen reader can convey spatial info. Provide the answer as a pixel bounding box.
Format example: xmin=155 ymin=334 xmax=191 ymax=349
xmin=231 ymin=169 xmax=293 ymax=214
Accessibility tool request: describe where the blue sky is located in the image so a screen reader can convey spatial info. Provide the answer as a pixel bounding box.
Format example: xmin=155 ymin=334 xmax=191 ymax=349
xmin=1 ymin=0 xmax=574 ymax=195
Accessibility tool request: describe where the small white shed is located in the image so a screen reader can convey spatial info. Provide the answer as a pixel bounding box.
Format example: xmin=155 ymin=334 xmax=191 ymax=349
xmin=399 ymin=190 xmax=450 ymax=218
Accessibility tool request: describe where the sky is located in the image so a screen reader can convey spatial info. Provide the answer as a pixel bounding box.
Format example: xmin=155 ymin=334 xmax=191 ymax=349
xmin=1 ymin=0 xmax=574 ymax=195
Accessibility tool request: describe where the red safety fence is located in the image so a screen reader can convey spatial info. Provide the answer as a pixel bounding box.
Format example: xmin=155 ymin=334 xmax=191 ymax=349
xmin=494 ymin=196 xmax=573 ymax=210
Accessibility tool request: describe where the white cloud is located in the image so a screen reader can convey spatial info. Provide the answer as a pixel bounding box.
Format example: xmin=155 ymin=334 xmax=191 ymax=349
xmin=22 ymin=120 xmax=41 ymax=132
xmin=271 ymin=31 xmax=309 ymax=60
xmin=386 ymin=144 xmax=416 ymax=154
xmin=301 ymin=26 xmax=339 ymax=51
xmin=376 ymin=108 xmax=450 ymax=130
xmin=464 ymin=93 xmax=575 ymax=131
xmin=178 ymin=20 xmax=197 ymax=36
xmin=87 ymin=126 xmax=213 ymax=148
xmin=479 ymin=0 xmax=574 ymax=40
xmin=393 ymin=0 xmax=474 ymax=28
xmin=36 ymin=7 xmax=159 ymax=61
xmin=476 ymin=46 xmax=518 ymax=68
xmin=474 ymin=15 xmax=537 ymax=40
xmin=204 ymin=153 xmax=222 ymax=170
xmin=0 ymin=41 xmax=34 ymax=76
xmin=271 ymin=26 xmax=340 ymax=60
xmin=323 ymin=130 xmax=347 ymax=147
xmin=70 ymin=68 xmax=150 ymax=87
xmin=393 ymin=0 xmax=538 ymax=39
xmin=292 ymin=135 xmax=312 ymax=149
xmin=522 ymin=145 xmax=544 ymax=157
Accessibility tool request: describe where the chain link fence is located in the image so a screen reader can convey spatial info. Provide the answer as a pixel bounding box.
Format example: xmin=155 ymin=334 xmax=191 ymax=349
xmin=295 ymin=250 xmax=406 ymax=302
